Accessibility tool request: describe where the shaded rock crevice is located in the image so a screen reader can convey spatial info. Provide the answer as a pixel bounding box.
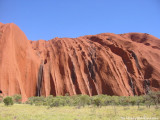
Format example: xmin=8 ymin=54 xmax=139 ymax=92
xmin=50 ymin=73 xmax=56 ymax=96
xmin=83 ymin=58 xmax=98 ymax=95
xmin=88 ymin=60 xmax=96 ymax=81
xmin=128 ymin=73 xmax=135 ymax=95
xmin=129 ymin=50 xmax=140 ymax=70
xmin=108 ymin=45 xmax=135 ymax=74
xmin=143 ymin=79 xmax=150 ymax=94
xmin=142 ymin=59 xmax=153 ymax=79
xmin=68 ymin=56 xmax=81 ymax=94
xmin=36 ymin=62 xmax=43 ymax=96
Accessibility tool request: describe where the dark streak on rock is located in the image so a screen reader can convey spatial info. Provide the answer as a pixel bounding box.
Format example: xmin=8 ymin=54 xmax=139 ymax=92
xmin=36 ymin=64 xmax=43 ymax=96
xmin=68 ymin=56 xmax=81 ymax=94
xmin=130 ymin=51 xmax=140 ymax=69
xmin=143 ymin=79 xmax=150 ymax=94
xmin=50 ymin=73 xmax=56 ymax=96
xmin=128 ymin=75 xmax=135 ymax=95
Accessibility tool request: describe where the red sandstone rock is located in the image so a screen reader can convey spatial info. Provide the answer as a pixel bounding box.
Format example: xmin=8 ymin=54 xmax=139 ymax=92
xmin=0 ymin=23 xmax=160 ymax=101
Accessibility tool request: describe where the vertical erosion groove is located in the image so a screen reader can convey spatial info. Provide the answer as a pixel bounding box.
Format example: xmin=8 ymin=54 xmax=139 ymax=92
xmin=130 ymin=51 xmax=140 ymax=69
xmin=144 ymin=65 xmax=153 ymax=79
xmin=88 ymin=60 xmax=95 ymax=80
xmin=83 ymin=58 xmax=97 ymax=95
xmin=36 ymin=64 xmax=43 ymax=96
xmin=143 ymin=79 xmax=150 ymax=94
xmin=50 ymin=73 xmax=56 ymax=96
xmin=59 ymin=57 xmax=65 ymax=78
xmin=108 ymin=45 xmax=135 ymax=74
xmin=90 ymin=55 xmax=112 ymax=95
xmin=128 ymin=74 xmax=135 ymax=95
xmin=142 ymin=59 xmax=153 ymax=79
xmin=68 ymin=56 xmax=81 ymax=94
xmin=98 ymin=65 xmax=114 ymax=95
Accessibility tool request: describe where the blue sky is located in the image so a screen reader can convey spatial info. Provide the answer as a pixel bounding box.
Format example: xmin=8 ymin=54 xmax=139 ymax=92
xmin=0 ymin=0 xmax=160 ymax=40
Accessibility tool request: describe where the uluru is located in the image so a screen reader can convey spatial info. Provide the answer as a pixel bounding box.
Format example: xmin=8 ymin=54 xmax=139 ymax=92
xmin=0 ymin=22 xmax=160 ymax=101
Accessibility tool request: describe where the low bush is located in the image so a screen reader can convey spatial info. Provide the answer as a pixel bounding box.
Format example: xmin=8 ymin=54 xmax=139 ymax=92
xmin=12 ymin=94 xmax=22 ymax=104
xmin=92 ymin=95 xmax=104 ymax=107
xmin=3 ymin=96 xmax=14 ymax=106
xmin=23 ymin=91 xmax=160 ymax=108
xmin=0 ymin=95 xmax=3 ymax=103
xmin=26 ymin=96 xmax=45 ymax=106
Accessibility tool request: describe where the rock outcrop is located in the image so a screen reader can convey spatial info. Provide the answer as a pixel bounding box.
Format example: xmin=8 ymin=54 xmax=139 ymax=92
xmin=0 ymin=23 xmax=160 ymax=101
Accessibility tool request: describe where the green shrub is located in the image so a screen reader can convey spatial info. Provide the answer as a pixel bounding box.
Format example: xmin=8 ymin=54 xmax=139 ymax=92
xmin=80 ymin=95 xmax=91 ymax=106
xmin=46 ymin=95 xmax=54 ymax=106
xmin=0 ymin=95 xmax=3 ymax=103
xmin=3 ymin=96 xmax=14 ymax=106
xmin=26 ymin=96 xmax=45 ymax=105
xmin=111 ymin=96 xmax=120 ymax=105
xmin=12 ymin=94 xmax=22 ymax=104
xmin=24 ymin=91 xmax=160 ymax=107
xmin=35 ymin=101 xmax=43 ymax=106
xmin=145 ymin=91 xmax=160 ymax=107
xmin=129 ymin=96 xmax=137 ymax=106
xmin=63 ymin=96 xmax=72 ymax=106
xmin=119 ymin=96 xmax=128 ymax=106
xmin=104 ymin=96 xmax=113 ymax=105
xmin=49 ymin=98 xmax=61 ymax=107
xmin=73 ymin=95 xmax=91 ymax=107
xmin=92 ymin=96 xmax=103 ymax=107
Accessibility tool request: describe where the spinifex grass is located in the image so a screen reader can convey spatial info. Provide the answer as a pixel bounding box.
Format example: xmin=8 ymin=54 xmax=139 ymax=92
xmin=0 ymin=104 xmax=159 ymax=120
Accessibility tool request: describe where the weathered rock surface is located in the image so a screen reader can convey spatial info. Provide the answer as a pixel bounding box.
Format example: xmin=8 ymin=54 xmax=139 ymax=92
xmin=0 ymin=23 xmax=160 ymax=101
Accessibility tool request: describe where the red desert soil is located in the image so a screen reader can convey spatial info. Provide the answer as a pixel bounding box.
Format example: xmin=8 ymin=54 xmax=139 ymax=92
xmin=0 ymin=23 xmax=160 ymax=102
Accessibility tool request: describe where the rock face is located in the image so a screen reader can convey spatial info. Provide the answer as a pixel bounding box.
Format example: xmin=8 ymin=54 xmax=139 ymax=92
xmin=0 ymin=23 xmax=160 ymax=101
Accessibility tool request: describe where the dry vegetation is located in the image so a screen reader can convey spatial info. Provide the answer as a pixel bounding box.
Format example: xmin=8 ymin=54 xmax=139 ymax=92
xmin=0 ymin=104 xmax=159 ymax=120
xmin=0 ymin=92 xmax=159 ymax=120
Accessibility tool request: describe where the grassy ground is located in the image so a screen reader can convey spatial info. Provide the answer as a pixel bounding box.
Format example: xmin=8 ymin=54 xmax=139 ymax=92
xmin=0 ymin=103 xmax=159 ymax=120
